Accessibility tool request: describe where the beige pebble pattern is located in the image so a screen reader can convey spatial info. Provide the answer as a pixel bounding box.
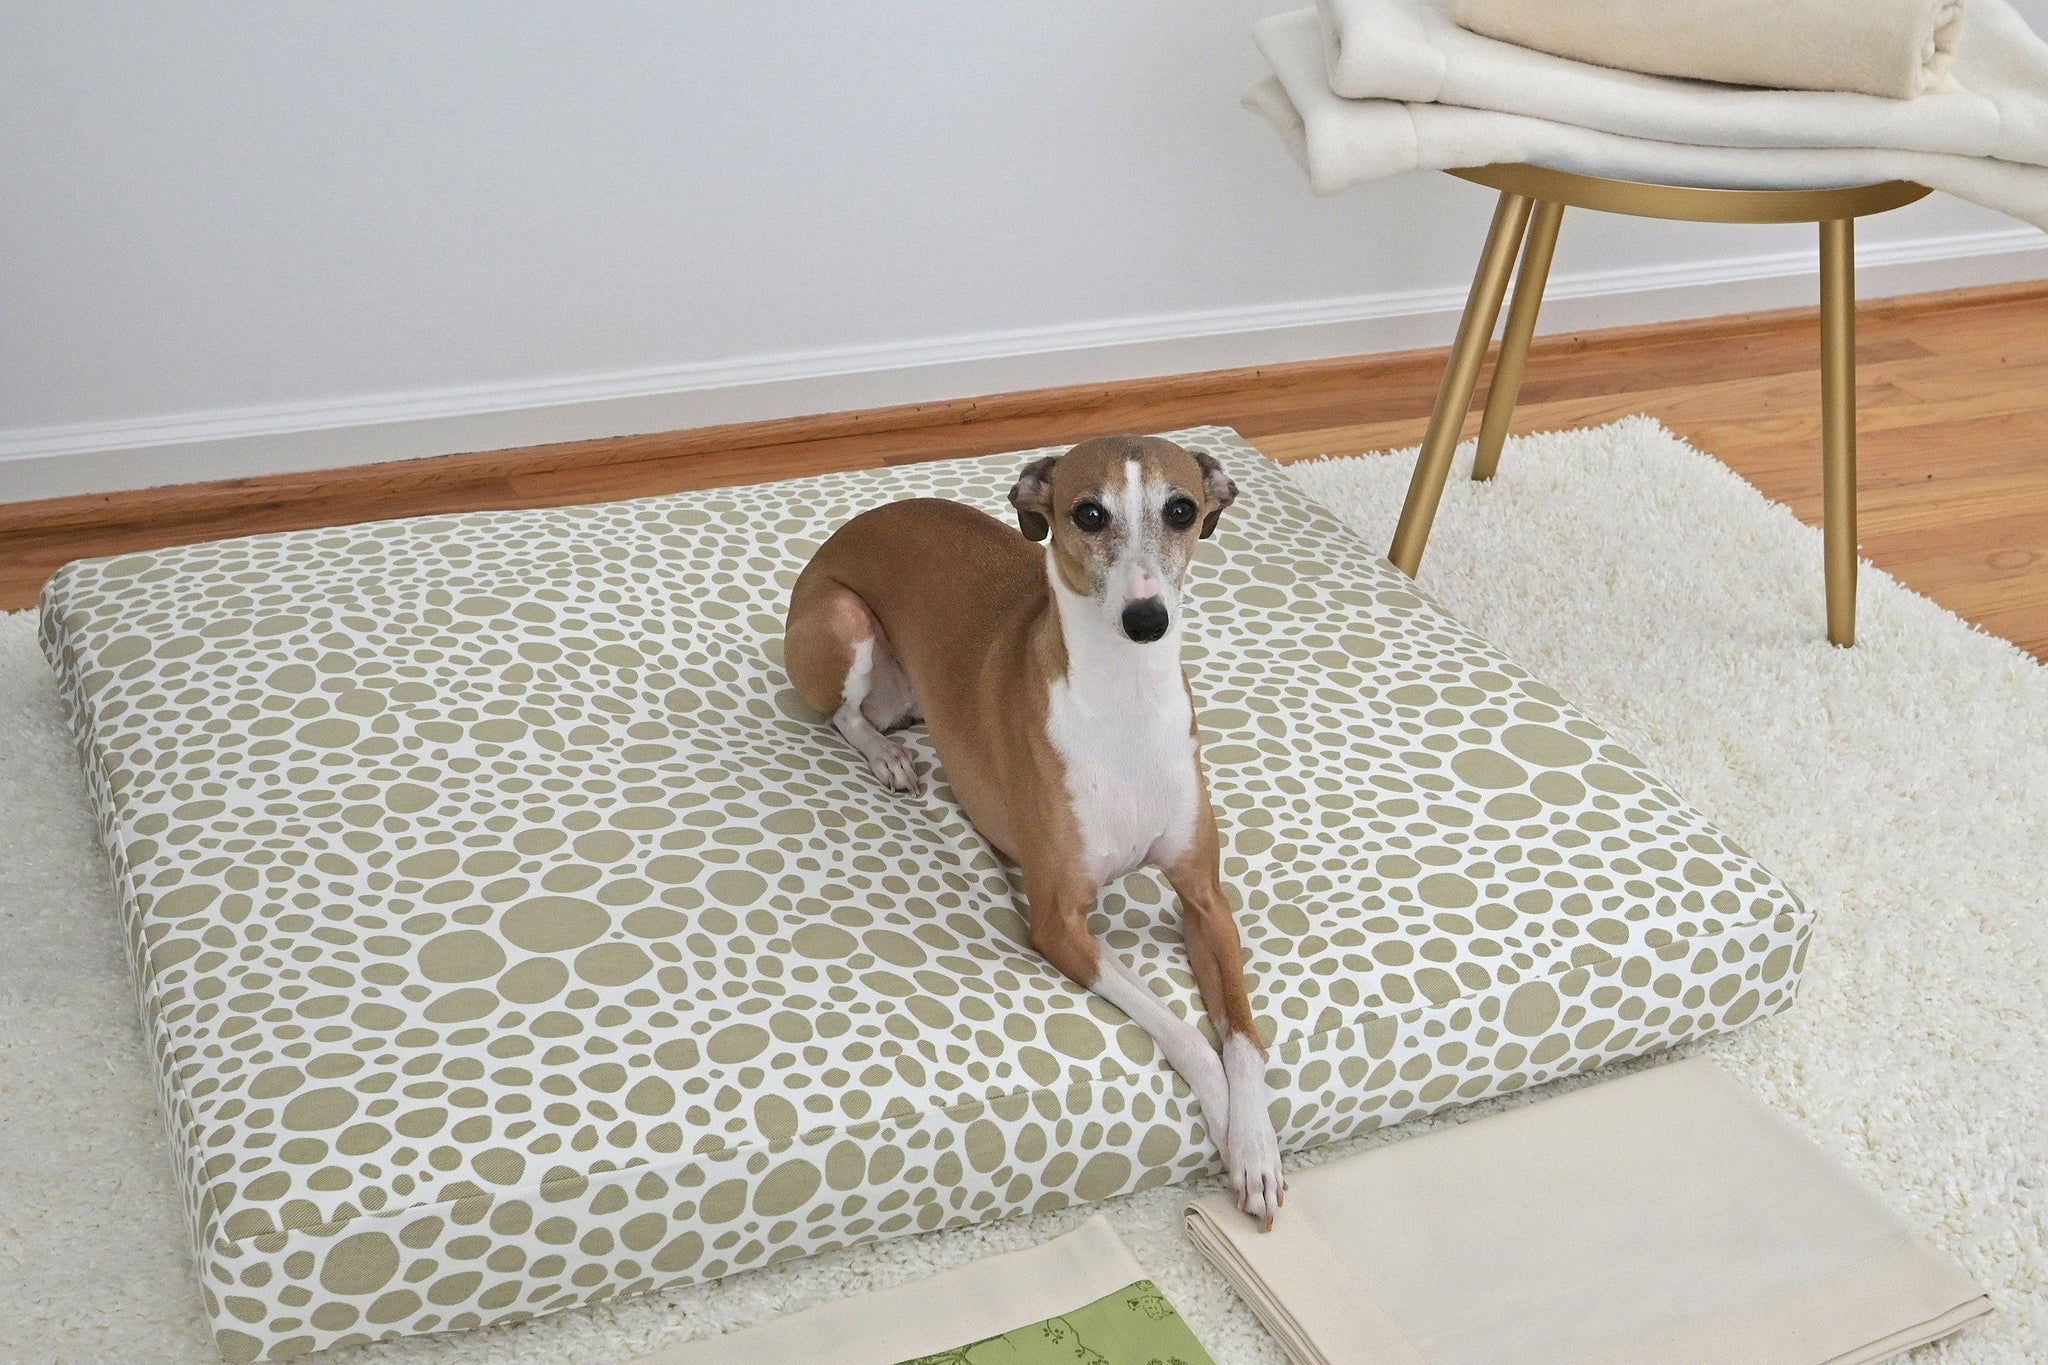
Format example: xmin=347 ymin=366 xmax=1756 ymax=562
xmin=38 ymin=427 xmax=1810 ymax=1362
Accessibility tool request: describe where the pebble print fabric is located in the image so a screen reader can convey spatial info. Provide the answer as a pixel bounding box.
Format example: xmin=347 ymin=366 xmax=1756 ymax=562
xmin=37 ymin=427 xmax=1810 ymax=1362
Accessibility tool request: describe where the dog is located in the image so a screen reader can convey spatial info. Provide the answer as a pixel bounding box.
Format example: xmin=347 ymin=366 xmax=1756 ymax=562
xmin=782 ymin=433 xmax=1283 ymax=1225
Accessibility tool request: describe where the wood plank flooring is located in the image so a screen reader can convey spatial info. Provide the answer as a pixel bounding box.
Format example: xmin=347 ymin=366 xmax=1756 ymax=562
xmin=4 ymin=280 xmax=2045 ymax=654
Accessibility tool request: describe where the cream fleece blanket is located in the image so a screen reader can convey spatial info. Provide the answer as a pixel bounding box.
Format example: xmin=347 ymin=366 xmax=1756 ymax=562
xmin=1317 ymin=0 xmax=2048 ymax=159
xmin=1446 ymin=0 xmax=1964 ymax=99
xmin=1248 ymin=6 xmax=2048 ymax=230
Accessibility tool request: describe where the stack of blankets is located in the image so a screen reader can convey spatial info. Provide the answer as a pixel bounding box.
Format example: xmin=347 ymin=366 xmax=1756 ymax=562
xmin=1246 ymin=0 xmax=2048 ymax=229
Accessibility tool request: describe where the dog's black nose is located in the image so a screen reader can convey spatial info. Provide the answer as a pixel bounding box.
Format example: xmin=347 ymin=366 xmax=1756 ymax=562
xmin=1121 ymin=598 xmax=1170 ymax=643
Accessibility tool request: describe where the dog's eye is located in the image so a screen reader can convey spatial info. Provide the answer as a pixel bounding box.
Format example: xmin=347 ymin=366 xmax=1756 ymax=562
xmin=1071 ymin=501 xmax=1109 ymax=533
xmin=1163 ymin=496 xmax=1199 ymax=529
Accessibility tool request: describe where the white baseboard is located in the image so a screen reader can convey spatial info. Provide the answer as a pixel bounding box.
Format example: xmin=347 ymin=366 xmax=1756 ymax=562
xmin=3 ymin=225 xmax=2042 ymax=504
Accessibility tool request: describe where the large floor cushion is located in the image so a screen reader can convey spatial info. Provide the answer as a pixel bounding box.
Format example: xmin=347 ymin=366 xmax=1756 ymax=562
xmin=38 ymin=427 xmax=1811 ymax=1361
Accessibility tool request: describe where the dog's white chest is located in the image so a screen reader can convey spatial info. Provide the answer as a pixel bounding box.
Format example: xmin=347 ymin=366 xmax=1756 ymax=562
xmin=1044 ymin=668 xmax=1201 ymax=884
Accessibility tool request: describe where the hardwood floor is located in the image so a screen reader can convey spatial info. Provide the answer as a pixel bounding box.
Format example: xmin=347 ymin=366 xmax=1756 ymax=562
xmin=4 ymin=280 xmax=2046 ymax=654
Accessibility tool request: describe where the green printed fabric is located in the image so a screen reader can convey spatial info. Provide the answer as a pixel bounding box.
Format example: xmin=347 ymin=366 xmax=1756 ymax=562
xmin=900 ymin=1279 xmax=1213 ymax=1365
xmin=36 ymin=426 xmax=1810 ymax=1362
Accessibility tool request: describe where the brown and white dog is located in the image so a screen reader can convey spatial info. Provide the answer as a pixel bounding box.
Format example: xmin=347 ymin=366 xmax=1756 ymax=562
xmin=783 ymin=433 xmax=1284 ymax=1225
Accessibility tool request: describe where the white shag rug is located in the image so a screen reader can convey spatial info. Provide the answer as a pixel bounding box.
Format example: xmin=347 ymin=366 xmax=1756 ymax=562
xmin=3 ymin=416 xmax=2044 ymax=1365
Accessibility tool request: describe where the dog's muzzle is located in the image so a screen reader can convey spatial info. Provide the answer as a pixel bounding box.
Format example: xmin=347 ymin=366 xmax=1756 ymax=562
xmin=1120 ymin=598 xmax=1170 ymax=643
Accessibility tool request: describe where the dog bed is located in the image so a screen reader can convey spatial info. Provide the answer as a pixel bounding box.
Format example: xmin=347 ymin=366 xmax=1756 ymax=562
xmin=38 ymin=427 xmax=1811 ymax=1361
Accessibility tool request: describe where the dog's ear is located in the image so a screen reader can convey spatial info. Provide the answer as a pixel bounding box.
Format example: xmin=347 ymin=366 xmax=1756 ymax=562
xmin=1193 ymin=451 xmax=1238 ymax=540
xmin=1008 ymin=454 xmax=1060 ymax=542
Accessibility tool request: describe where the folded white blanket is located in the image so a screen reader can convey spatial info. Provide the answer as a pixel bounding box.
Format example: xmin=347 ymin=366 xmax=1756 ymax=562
xmin=1249 ymin=8 xmax=2048 ymax=230
xmin=1447 ymin=0 xmax=1964 ymax=99
xmin=1317 ymin=0 xmax=2048 ymax=162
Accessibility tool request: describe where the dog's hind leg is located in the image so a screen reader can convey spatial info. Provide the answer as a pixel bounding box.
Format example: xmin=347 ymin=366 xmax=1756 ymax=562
xmin=784 ymin=576 xmax=922 ymax=793
xmin=857 ymin=630 xmax=921 ymax=732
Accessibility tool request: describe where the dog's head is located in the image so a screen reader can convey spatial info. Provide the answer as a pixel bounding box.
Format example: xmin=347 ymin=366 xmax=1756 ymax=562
xmin=1008 ymin=434 xmax=1237 ymax=644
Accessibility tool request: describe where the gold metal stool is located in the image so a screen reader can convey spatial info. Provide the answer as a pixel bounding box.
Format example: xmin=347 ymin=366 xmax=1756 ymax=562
xmin=1387 ymin=164 xmax=1931 ymax=646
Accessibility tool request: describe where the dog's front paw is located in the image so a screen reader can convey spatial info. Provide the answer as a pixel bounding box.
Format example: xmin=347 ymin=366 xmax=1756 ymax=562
xmin=1222 ymin=1033 xmax=1284 ymax=1228
xmin=1227 ymin=1117 xmax=1285 ymax=1228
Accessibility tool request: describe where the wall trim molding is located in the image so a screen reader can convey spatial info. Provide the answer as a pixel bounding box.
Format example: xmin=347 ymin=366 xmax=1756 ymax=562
xmin=4 ymin=224 xmax=2043 ymax=503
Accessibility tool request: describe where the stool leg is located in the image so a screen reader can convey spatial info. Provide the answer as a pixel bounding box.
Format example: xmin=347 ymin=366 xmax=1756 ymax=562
xmin=1472 ymin=199 xmax=1565 ymax=483
xmin=1819 ymin=216 xmax=1858 ymax=647
xmin=1389 ymin=191 xmax=1534 ymax=576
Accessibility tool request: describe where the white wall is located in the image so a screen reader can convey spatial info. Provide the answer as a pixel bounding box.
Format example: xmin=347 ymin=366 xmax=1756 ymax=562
xmin=3 ymin=1 xmax=2044 ymax=501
